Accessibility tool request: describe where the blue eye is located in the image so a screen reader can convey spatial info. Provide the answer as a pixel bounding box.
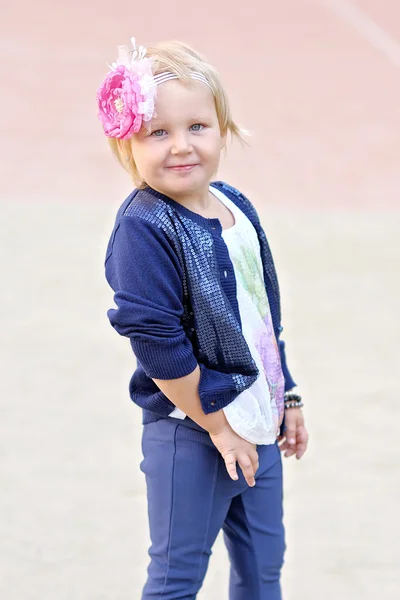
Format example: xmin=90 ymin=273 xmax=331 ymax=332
xmin=151 ymin=129 xmax=167 ymax=137
xmin=190 ymin=124 xmax=204 ymax=132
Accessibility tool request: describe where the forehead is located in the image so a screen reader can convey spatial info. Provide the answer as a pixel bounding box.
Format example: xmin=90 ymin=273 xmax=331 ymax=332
xmin=152 ymin=79 xmax=217 ymax=123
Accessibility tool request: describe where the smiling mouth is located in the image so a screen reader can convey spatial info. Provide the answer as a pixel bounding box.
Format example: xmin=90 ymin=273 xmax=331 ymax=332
xmin=167 ymin=164 xmax=198 ymax=171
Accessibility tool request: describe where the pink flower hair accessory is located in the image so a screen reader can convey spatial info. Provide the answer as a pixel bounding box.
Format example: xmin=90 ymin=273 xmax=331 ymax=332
xmin=96 ymin=38 xmax=156 ymax=140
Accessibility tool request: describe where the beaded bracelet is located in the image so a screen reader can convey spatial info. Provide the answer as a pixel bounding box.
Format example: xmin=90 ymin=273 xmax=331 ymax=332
xmin=284 ymin=392 xmax=302 ymax=402
xmin=284 ymin=390 xmax=304 ymax=410
xmin=284 ymin=400 xmax=304 ymax=409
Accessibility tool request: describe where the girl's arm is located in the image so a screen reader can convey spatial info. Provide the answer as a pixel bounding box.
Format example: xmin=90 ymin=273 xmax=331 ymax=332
xmin=153 ymin=366 xmax=259 ymax=487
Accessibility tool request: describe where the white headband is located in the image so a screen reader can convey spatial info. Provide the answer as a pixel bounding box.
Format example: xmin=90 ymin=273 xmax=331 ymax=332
xmin=153 ymin=71 xmax=214 ymax=94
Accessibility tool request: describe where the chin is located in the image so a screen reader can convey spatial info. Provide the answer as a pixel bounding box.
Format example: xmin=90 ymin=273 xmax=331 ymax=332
xmin=169 ymin=173 xmax=211 ymax=192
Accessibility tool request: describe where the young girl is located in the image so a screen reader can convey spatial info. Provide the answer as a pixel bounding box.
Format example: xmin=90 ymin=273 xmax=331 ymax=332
xmin=98 ymin=38 xmax=309 ymax=600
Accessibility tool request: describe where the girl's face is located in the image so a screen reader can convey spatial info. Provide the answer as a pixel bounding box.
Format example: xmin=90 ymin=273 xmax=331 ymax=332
xmin=130 ymin=79 xmax=225 ymax=200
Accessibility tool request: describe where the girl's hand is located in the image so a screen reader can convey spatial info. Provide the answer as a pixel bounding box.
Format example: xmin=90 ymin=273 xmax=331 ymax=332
xmin=278 ymin=408 xmax=309 ymax=459
xmin=209 ymin=424 xmax=259 ymax=487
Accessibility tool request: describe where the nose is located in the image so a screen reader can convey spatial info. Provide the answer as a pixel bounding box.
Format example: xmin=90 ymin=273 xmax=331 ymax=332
xmin=170 ymin=131 xmax=192 ymax=155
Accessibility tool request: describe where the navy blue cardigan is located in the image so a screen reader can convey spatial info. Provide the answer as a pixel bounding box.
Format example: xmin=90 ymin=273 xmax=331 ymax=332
xmin=105 ymin=181 xmax=296 ymax=424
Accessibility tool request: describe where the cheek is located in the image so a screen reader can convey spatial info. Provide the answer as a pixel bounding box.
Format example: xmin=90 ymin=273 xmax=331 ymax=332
xmin=146 ymin=145 xmax=166 ymax=167
xmin=202 ymin=138 xmax=222 ymax=165
xmin=132 ymin=146 xmax=162 ymax=176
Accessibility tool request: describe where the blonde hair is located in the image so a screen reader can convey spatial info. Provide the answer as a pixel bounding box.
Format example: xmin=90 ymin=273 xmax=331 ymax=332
xmin=108 ymin=40 xmax=246 ymax=187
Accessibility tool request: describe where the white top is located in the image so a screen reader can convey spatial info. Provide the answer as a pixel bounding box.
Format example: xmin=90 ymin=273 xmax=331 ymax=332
xmin=169 ymin=186 xmax=285 ymax=445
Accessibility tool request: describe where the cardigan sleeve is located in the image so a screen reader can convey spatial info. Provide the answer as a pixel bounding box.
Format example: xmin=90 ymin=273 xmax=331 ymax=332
xmin=105 ymin=215 xmax=198 ymax=380
xmin=278 ymin=339 xmax=297 ymax=391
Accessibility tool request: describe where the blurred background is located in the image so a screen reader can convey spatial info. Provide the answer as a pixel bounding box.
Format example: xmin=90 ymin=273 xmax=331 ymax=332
xmin=1 ymin=0 xmax=399 ymax=598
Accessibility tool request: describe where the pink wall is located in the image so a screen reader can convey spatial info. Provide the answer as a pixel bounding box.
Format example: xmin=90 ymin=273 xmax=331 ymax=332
xmin=1 ymin=0 xmax=399 ymax=209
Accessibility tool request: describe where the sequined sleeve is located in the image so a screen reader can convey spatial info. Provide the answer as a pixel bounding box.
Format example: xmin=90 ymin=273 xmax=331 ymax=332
xmin=105 ymin=215 xmax=198 ymax=380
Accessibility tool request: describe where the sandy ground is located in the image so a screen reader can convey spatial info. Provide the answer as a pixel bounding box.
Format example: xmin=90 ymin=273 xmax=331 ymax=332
xmin=1 ymin=1 xmax=399 ymax=598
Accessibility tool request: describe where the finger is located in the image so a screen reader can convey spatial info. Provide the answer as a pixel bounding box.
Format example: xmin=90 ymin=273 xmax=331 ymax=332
xmin=295 ymin=428 xmax=309 ymax=459
xmin=279 ymin=437 xmax=293 ymax=452
xmin=298 ymin=426 xmax=309 ymax=445
xmin=223 ymin=453 xmax=238 ymax=481
xmin=238 ymin=455 xmax=256 ymax=487
xmin=284 ymin=448 xmax=296 ymax=458
xmin=296 ymin=446 xmax=306 ymax=459
xmin=285 ymin=426 xmax=297 ymax=448
xmin=279 ymin=438 xmax=289 ymax=448
xmin=250 ymin=449 xmax=259 ymax=474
